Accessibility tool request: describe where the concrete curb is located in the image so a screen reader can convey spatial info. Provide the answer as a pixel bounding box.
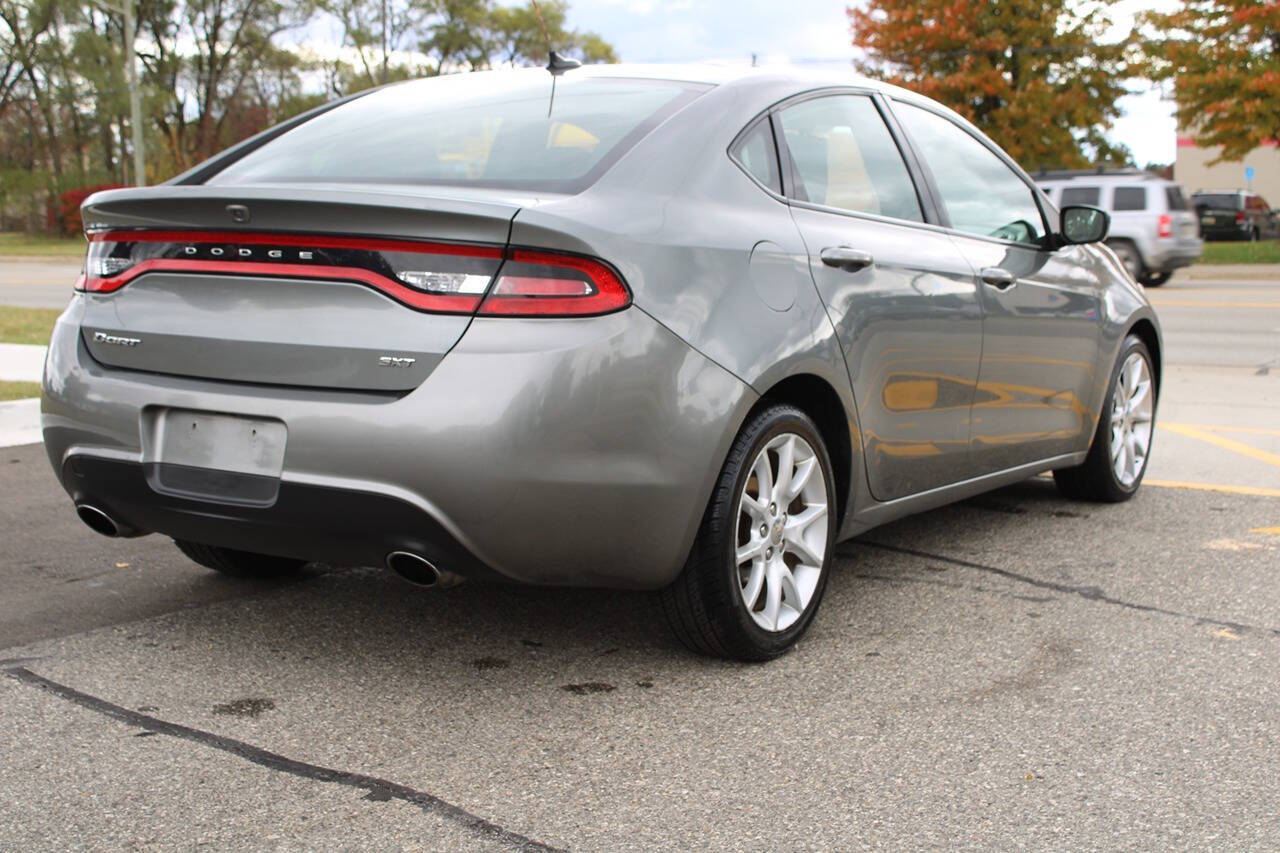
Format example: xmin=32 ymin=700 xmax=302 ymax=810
xmin=1180 ymin=264 xmax=1280 ymax=281
xmin=0 ymin=344 xmax=47 ymax=382
xmin=0 ymin=398 xmax=40 ymax=448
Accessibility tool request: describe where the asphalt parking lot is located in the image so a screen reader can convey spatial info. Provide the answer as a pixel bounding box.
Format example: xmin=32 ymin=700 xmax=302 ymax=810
xmin=2 ymin=270 xmax=1278 ymax=848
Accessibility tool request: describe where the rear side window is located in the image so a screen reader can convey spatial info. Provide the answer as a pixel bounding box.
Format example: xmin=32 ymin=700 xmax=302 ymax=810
xmin=1112 ymin=187 xmax=1147 ymax=211
xmin=209 ymin=76 xmax=706 ymax=193
xmin=731 ymin=119 xmax=781 ymax=194
xmin=894 ymin=102 xmax=1046 ymax=244
xmin=776 ymin=95 xmax=923 ymax=222
xmin=1061 ymin=186 xmax=1101 ymax=206
xmin=1165 ymin=186 xmax=1189 ymax=211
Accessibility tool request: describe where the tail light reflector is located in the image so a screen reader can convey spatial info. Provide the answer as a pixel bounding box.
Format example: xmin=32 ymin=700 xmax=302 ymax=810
xmin=1235 ymin=211 xmax=1246 ymax=224
xmin=478 ymin=250 xmax=630 ymax=317
xmin=76 ymin=231 xmax=630 ymax=317
xmin=1157 ymin=214 xmax=1173 ymax=239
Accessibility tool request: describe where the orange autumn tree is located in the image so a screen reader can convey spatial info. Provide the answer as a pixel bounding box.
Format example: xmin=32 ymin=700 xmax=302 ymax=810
xmin=1142 ymin=0 xmax=1280 ymax=163
xmin=848 ymin=0 xmax=1133 ymax=170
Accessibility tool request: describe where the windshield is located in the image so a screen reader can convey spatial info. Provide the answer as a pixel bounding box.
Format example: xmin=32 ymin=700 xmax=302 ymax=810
xmin=209 ymin=74 xmax=707 ymax=193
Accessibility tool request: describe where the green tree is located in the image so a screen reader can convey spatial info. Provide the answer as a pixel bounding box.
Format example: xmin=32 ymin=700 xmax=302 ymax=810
xmin=1142 ymin=0 xmax=1280 ymax=163
xmin=849 ymin=0 xmax=1133 ymax=170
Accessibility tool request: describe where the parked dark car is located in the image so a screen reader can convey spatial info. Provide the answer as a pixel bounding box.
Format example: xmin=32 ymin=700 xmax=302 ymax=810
xmin=1192 ymin=189 xmax=1279 ymax=241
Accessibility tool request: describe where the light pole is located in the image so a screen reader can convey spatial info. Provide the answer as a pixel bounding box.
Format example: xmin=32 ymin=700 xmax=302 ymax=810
xmin=92 ymin=0 xmax=145 ymax=186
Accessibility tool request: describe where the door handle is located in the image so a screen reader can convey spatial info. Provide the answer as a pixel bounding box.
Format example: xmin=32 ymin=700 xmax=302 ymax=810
xmin=980 ymin=267 xmax=1017 ymax=290
xmin=820 ymin=246 xmax=874 ymax=272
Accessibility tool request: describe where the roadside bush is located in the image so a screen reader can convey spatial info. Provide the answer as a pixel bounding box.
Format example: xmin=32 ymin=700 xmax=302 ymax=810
xmin=58 ymin=184 xmax=124 ymax=236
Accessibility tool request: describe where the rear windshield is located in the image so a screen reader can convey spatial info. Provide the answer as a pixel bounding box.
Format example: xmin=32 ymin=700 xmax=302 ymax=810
xmin=1194 ymin=193 xmax=1240 ymax=210
xmin=209 ymin=74 xmax=706 ymax=193
xmin=1165 ymin=185 xmax=1189 ymax=211
xmin=1060 ymin=186 xmax=1100 ymax=206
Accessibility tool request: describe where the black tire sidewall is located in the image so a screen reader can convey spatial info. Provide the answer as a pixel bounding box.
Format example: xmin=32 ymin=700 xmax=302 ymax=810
xmin=714 ymin=406 xmax=838 ymax=657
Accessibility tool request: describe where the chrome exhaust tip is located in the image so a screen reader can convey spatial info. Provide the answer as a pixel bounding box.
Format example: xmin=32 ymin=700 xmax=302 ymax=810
xmin=76 ymin=504 xmax=123 ymax=538
xmin=386 ymin=551 xmax=442 ymax=587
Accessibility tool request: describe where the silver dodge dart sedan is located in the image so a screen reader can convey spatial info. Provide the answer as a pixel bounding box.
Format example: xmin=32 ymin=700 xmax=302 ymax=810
xmin=42 ymin=64 xmax=1160 ymax=661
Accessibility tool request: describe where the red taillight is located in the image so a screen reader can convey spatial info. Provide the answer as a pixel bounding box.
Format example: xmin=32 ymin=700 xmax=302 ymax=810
xmin=1235 ymin=211 xmax=1246 ymax=224
xmin=1157 ymin=214 xmax=1173 ymax=239
xmin=478 ymin=250 xmax=630 ymax=317
xmin=74 ymin=231 xmax=630 ymax=317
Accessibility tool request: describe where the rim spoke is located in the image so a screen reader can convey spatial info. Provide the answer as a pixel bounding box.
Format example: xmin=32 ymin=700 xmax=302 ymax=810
xmin=752 ymin=453 xmax=774 ymax=507
xmin=1128 ymin=378 xmax=1150 ymax=412
xmin=736 ymin=540 xmax=763 ymax=565
xmin=785 ymin=529 xmax=824 ymax=567
xmin=762 ymin=568 xmax=783 ymax=631
xmin=741 ymin=560 xmax=765 ymax=610
xmin=787 ymin=456 xmax=817 ymax=501
xmin=777 ymin=566 xmax=803 ymax=613
xmin=772 ymin=435 xmax=796 ymax=504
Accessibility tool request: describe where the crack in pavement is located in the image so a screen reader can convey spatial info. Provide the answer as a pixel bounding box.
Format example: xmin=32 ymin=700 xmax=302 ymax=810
xmin=849 ymin=541 xmax=1280 ymax=639
xmin=4 ymin=666 xmax=562 ymax=852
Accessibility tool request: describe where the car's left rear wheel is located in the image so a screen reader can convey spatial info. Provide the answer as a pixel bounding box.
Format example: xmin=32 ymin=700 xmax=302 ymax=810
xmin=660 ymin=404 xmax=836 ymax=661
xmin=174 ymin=539 xmax=307 ymax=579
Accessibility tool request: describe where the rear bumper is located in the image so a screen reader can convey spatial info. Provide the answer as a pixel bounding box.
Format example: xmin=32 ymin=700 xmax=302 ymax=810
xmin=1146 ymin=241 xmax=1202 ymax=271
xmin=61 ymin=454 xmax=507 ymax=580
xmin=42 ymin=297 xmax=755 ymax=589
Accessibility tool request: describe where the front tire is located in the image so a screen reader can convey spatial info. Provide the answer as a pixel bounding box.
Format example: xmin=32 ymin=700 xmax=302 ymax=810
xmin=174 ymin=539 xmax=307 ymax=579
xmin=660 ymin=404 xmax=837 ymax=661
xmin=1053 ymin=334 xmax=1156 ymax=502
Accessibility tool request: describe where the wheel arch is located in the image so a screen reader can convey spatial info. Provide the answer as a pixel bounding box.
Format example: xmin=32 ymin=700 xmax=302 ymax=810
xmin=1128 ymin=317 xmax=1162 ymax=392
xmin=750 ymin=373 xmax=854 ymax=523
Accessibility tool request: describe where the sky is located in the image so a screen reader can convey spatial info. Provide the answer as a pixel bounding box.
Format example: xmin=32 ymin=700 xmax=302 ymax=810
xmin=554 ymin=0 xmax=1180 ymax=167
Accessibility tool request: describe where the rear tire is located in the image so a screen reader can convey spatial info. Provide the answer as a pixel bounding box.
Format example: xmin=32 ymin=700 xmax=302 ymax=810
xmin=1137 ymin=271 xmax=1172 ymax=287
xmin=1053 ymin=334 xmax=1156 ymax=502
xmin=660 ymin=404 xmax=837 ymax=661
xmin=174 ymin=539 xmax=307 ymax=579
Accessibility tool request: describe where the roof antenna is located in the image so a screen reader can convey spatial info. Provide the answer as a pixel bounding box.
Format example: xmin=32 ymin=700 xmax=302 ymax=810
xmin=530 ymin=0 xmax=579 ymax=117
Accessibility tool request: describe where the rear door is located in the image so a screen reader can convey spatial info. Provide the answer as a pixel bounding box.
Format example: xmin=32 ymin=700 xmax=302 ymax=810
xmin=889 ymin=100 xmax=1103 ymax=473
xmin=777 ymin=92 xmax=984 ymax=501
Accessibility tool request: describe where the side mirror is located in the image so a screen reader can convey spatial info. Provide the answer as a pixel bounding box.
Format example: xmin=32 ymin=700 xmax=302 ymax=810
xmin=1059 ymin=205 xmax=1110 ymax=245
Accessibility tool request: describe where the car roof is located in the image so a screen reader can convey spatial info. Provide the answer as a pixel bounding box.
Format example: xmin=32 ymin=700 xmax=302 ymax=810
xmin=1035 ymin=171 xmax=1174 ymax=185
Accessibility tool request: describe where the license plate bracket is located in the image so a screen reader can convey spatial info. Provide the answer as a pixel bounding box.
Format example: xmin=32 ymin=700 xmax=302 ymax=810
xmin=141 ymin=408 xmax=287 ymax=506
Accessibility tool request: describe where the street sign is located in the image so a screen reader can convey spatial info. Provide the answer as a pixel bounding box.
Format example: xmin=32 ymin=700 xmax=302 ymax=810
xmin=1245 ymin=165 xmax=1256 ymax=187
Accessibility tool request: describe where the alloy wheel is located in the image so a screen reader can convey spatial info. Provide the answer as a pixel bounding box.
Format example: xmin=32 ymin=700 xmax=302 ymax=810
xmin=1110 ymin=351 xmax=1154 ymax=487
xmin=735 ymin=433 xmax=829 ymax=632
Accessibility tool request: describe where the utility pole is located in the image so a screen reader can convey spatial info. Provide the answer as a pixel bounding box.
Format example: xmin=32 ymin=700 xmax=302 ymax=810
xmin=92 ymin=0 xmax=146 ymax=186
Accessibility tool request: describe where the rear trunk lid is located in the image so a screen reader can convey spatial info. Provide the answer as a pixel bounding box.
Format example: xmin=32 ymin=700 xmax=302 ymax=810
xmin=77 ymin=185 xmax=538 ymax=391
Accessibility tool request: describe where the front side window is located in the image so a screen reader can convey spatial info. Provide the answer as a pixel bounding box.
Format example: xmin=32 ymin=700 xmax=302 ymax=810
xmin=1113 ymin=187 xmax=1147 ymax=211
xmin=776 ymin=95 xmax=923 ymax=222
xmin=1061 ymin=186 xmax=1101 ymax=206
xmin=894 ymin=102 xmax=1046 ymax=244
xmin=209 ymin=75 xmax=706 ymax=193
xmin=731 ymin=119 xmax=781 ymax=194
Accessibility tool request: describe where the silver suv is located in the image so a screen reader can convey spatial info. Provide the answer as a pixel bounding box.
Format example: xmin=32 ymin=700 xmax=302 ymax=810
xmin=1037 ymin=169 xmax=1203 ymax=286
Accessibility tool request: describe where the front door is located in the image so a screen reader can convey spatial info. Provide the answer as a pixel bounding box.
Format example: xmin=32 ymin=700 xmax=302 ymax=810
xmin=776 ymin=93 xmax=984 ymax=501
xmin=891 ymin=101 xmax=1104 ymax=473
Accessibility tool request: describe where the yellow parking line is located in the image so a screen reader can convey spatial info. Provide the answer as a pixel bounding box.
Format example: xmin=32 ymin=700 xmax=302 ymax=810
xmin=1159 ymin=423 xmax=1280 ymax=470
xmin=1162 ymin=423 xmax=1280 ymax=438
xmin=1148 ymin=300 xmax=1280 ymax=309
xmin=1251 ymin=526 xmax=1280 ymax=535
xmin=1145 ymin=479 xmax=1280 ymax=498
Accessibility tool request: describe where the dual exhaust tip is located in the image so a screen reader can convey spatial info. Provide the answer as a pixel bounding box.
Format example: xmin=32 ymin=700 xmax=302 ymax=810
xmin=77 ymin=505 xmax=457 ymax=588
